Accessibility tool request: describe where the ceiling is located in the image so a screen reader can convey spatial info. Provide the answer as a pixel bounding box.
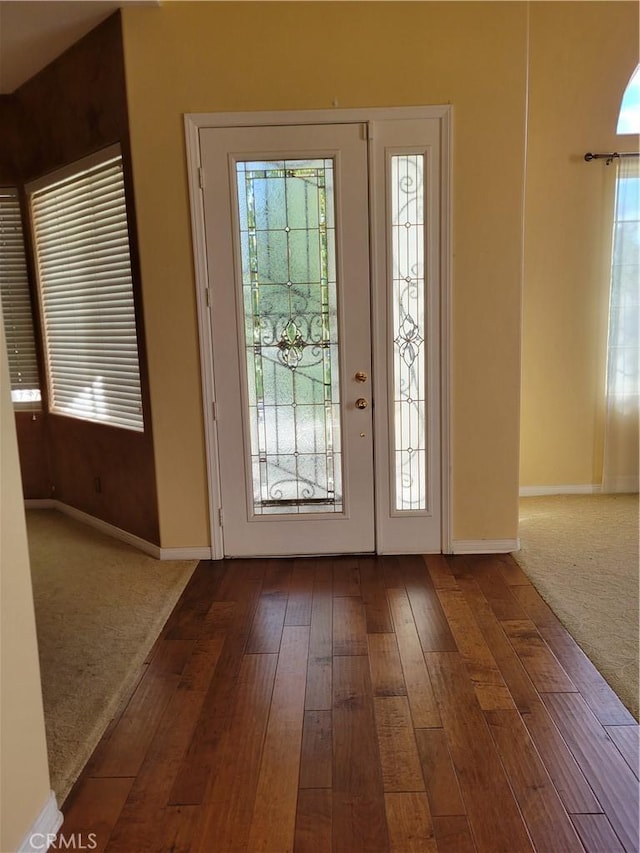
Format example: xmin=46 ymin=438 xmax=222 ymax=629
xmin=0 ymin=1 xmax=159 ymax=94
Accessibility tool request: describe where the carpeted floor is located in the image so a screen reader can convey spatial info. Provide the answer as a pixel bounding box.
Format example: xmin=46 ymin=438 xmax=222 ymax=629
xmin=27 ymin=509 xmax=197 ymax=804
xmin=515 ymin=493 xmax=639 ymax=719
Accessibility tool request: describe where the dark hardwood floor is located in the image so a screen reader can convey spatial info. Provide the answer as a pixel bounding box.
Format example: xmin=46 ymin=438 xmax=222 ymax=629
xmin=59 ymin=554 xmax=639 ymax=852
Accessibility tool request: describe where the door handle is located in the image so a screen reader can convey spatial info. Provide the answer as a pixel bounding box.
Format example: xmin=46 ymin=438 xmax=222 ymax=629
xmin=355 ymin=398 xmax=369 ymax=410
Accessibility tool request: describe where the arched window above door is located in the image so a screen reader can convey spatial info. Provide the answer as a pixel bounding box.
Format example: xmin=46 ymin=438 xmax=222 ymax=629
xmin=617 ymin=64 xmax=640 ymax=134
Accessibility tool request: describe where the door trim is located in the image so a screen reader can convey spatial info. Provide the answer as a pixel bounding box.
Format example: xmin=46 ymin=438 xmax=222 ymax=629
xmin=184 ymin=106 xmax=453 ymax=559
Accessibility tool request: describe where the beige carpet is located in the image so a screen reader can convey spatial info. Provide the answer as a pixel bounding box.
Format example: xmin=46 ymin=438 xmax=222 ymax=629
xmin=27 ymin=509 xmax=197 ymax=804
xmin=516 ymin=494 xmax=639 ymax=719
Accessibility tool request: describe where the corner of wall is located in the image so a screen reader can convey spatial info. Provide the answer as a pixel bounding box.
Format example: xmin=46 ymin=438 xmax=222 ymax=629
xmin=0 ymin=325 xmax=53 ymax=853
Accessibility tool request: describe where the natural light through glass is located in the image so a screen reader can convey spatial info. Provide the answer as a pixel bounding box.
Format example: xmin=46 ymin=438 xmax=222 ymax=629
xmin=0 ymin=190 xmax=41 ymax=405
xmin=236 ymin=159 xmax=343 ymax=515
xmin=617 ymin=65 xmax=640 ymax=135
xmin=607 ymin=158 xmax=639 ymax=403
xmin=391 ymin=154 xmax=427 ymax=511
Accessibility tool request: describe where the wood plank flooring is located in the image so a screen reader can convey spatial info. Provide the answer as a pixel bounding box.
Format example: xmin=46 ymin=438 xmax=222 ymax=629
xmin=60 ymin=554 xmax=639 ymax=852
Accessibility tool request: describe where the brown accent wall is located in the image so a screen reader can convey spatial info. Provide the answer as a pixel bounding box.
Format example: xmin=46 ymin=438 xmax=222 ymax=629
xmin=0 ymin=96 xmax=24 ymax=184
xmin=47 ymin=415 xmax=158 ymax=540
xmin=4 ymin=12 xmax=159 ymax=544
xmin=15 ymin=13 xmax=130 ymax=180
xmin=14 ymin=413 xmax=50 ymax=499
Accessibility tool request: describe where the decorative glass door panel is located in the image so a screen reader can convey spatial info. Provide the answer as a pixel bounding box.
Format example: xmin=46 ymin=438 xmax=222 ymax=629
xmin=391 ymin=154 xmax=427 ymax=511
xmin=236 ymin=159 xmax=343 ymax=514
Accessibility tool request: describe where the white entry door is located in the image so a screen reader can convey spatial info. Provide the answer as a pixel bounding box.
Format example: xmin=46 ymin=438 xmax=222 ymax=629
xmin=196 ymin=115 xmax=446 ymax=557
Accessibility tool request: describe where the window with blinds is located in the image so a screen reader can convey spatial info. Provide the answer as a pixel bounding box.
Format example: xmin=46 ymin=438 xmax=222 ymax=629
xmin=0 ymin=188 xmax=42 ymax=406
xmin=30 ymin=147 xmax=144 ymax=431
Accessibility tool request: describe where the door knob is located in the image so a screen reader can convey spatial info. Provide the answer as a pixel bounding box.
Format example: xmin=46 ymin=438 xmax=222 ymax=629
xmin=355 ymin=397 xmax=369 ymax=410
xmin=355 ymin=371 xmax=368 ymax=383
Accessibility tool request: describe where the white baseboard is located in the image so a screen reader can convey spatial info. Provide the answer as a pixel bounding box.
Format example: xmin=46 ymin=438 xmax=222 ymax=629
xmin=18 ymin=790 xmax=63 ymax=852
xmin=601 ymin=475 xmax=639 ymax=494
xmin=519 ymin=484 xmax=602 ymax=497
xmin=23 ymin=500 xmax=212 ymax=561
xmin=452 ymin=539 xmax=520 ymax=555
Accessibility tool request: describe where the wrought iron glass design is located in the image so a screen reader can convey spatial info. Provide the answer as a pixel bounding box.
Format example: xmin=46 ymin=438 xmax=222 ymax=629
xmin=236 ymin=159 xmax=343 ymax=514
xmin=391 ymin=155 xmax=427 ymax=511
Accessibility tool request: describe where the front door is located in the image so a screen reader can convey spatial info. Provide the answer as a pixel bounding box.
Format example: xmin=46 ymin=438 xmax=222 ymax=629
xmin=197 ymin=116 xmax=444 ymax=557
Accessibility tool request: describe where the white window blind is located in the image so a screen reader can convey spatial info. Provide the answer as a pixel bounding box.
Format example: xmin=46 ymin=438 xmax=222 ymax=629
xmin=0 ymin=188 xmax=41 ymax=406
xmin=30 ymin=150 xmax=144 ymax=431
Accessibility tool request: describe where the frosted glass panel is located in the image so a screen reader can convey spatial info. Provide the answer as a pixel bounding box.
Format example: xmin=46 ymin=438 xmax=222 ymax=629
xmin=236 ymin=160 xmax=343 ymax=514
xmin=391 ymin=155 xmax=427 ymax=511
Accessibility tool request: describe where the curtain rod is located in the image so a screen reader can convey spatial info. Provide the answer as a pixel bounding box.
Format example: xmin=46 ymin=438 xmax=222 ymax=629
xmin=584 ymin=151 xmax=640 ymax=165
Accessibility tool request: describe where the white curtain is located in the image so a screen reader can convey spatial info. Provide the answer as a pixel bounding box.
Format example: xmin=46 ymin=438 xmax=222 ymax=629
xmin=602 ymin=156 xmax=640 ymax=493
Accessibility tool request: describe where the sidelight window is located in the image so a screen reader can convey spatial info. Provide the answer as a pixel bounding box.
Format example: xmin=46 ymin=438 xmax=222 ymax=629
xmin=391 ymin=154 xmax=427 ymax=511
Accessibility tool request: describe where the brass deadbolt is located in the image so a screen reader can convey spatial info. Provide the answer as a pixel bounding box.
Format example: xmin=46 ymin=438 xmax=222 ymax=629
xmin=355 ymin=371 xmax=368 ymax=383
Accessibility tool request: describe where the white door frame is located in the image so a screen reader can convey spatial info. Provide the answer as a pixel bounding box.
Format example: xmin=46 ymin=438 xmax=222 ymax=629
xmin=184 ymin=106 xmax=453 ymax=560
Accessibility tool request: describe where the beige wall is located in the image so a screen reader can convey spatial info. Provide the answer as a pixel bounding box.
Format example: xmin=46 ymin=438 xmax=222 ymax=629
xmin=521 ymin=1 xmax=639 ymax=488
xmin=0 ymin=323 xmax=52 ymax=852
xmin=121 ymin=1 xmax=528 ymax=547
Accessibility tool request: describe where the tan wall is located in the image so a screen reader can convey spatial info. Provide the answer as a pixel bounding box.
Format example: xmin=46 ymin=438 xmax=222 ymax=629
xmin=0 ymin=324 xmax=52 ymax=852
xmin=521 ymin=1 xmax=639 ymax=488
xmin=121 ymin=1 xmax=529 ymax=546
